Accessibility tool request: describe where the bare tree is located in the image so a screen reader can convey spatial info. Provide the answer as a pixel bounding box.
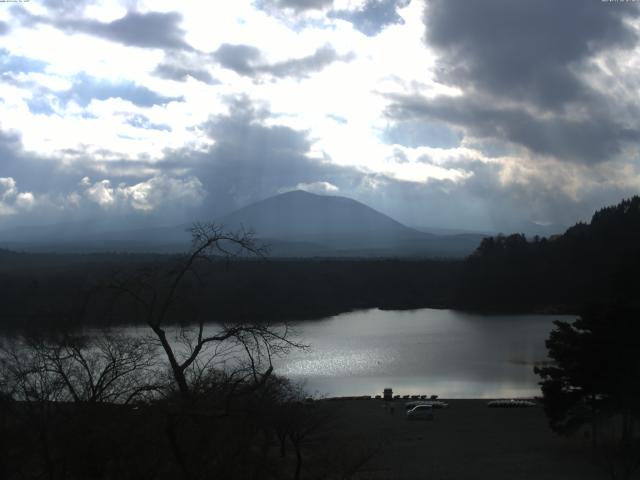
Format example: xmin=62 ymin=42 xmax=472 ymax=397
xmin=0 ymin=333 xmax=161 ymax=405
xmin=110 ymin=223 xmax=305 ymax=404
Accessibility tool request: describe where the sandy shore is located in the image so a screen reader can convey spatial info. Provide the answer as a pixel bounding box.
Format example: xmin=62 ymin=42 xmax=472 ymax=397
xmin=315 ymin=398 xmax=608 ymax=480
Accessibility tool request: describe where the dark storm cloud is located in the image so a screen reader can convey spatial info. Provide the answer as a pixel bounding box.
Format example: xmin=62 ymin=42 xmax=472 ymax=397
xmin=11 ymin=7 xmax=193 ymax=51
xmin=173 ymin=98 xmax=364 ymax=215
xmin=386 ymin=93 xmax=640 ymax=164
xmin=425 ymin=0 xmax=638 ymax=110
xmin=0 ymin=130 xmax=79 ymax=195
xmin=213 ymin=44 xmax=353 ymax=79
xmin=391 ymin=0 xmax=640 ymax=163
xmin=58 ymin=73 xmax=183 ymax=107
xmin=329 ymin=0 xmax=410 ymax=36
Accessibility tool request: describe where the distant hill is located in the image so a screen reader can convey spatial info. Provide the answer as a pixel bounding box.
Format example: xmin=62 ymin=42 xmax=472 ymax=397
xmin=0 ymin=190 xmax=486 ymax=258
xmin=217 ymin=190 xmax=421 ymax=239
xmin=214 ymin=190 xmax=484 ymax=257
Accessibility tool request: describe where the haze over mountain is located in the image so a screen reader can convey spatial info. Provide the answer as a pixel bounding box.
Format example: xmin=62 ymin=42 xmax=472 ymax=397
xmin=0 ymin=190 xmax=486 ymax=257
xmin=217 ymin=190 xmax=419 ymax=239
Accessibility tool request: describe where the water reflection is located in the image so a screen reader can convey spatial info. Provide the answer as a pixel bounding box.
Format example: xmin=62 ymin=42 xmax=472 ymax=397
xmin=273 ymin=308 xmax=573 ymax=399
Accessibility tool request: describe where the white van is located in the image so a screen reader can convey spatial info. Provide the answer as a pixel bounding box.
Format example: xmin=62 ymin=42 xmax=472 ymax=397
xmin=406 ymin=404 xmax=434 ymax=420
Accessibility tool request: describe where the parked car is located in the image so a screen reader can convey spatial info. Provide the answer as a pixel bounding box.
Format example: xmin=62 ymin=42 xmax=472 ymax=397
xmin=405 ymin=400 xmax=448 ymax=410
xmin=406 ymin=404 xmax=434 ymax=420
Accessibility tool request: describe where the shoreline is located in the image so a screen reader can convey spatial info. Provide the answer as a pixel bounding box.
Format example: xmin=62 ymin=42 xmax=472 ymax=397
xmin=321 ymin=395 xmax=540 ymax=401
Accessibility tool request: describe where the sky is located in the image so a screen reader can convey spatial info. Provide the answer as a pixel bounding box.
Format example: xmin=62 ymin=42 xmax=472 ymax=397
xmin=0 ymin=0 xmax=639 ymax=234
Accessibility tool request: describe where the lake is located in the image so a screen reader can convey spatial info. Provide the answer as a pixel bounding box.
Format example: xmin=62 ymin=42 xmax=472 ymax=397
xmin=274 ymin=308 xmax=574 ymax=399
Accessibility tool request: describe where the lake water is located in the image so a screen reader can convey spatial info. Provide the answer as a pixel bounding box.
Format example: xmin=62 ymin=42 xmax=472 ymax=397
xmin=15 ymin=308 xmax=572 ymax=400
xmin=274 ymin=308 xmax=573 ymax=399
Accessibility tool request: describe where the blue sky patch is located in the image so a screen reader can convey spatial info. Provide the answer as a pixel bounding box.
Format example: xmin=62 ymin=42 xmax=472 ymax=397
xmin=59 ymin=73 xmax=183 ymax=107
xmin=27 ymin=96 xmax=56 ymax=115
xmin=329 ymin=0 xmax=410 ymax=37
xmin=126 ymin=114 xmax=172 ymax=131
xmin=0 ymin=48 xmax=47 ymax=74
xmin=383 ymin=120 xmax=462 ymax=149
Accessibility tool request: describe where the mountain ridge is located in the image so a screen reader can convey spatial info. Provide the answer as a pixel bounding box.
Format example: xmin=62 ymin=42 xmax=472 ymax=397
xmin=215 ymin=190 xmax=429 ymax=240
xmin=0 ymin=190 xmax=485 ymax=257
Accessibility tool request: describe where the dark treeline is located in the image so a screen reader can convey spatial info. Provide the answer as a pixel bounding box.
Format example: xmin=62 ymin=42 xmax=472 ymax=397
xmin=0 ymin=253 xmax=461 ymax=331
xmin=457 ymin=196 xmax=640 ymax=312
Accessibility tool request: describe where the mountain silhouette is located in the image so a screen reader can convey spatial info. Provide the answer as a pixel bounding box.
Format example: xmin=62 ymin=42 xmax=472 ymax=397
xmin=0 ymin=190 xmax=485 ymax=257
xmin=217 ymin=190 xmax=424 ymax=239
xmin=214 ymin=190 xmax=487 ymax=257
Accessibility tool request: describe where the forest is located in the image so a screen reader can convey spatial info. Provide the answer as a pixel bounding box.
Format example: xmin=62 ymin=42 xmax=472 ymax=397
xmin=457 ymin=196 xmax=640 ymax=312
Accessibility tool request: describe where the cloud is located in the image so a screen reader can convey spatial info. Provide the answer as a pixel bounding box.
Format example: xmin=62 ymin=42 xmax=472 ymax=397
xmin=425 ymin=0 xmax=638 ymax=109
xmin=256 ymin=0 xmax=333 ymax=13
xmin=213 ymin=44 xmax=353 ymax=79
xmin=0 ymin=131 xmax=67 ymax=195
xmin=40 ymin=0 xmax=91 ymax=15
xmin=329 ymin=0 xmax=411 ymax=36
xmin=0 ymin=99 xmax=638 ymax=234
xmin=386 ymin=93 xmax=640 ymax=164
xmin=76 ymin=11 xmax=191 ymax=50
xmin=79 ymin=175 xmax=206 ymax=212
xmin=0 ymin=177 xmax=37 ymax=216
xmin=213 ymin=44 xmax=262 ymax=76
xmin=154 ymin=63 xmax=217 ymax=85
xmin=0 ymin=178 xmax=18 ymax=201
xmin=81 ymin=177 xmax=114 ymax=207
xmin=347 ymin=156 xmax=640 ymax=233
xmin=152 ymin=51 xmax=218 ymax=84
xmin=3 ymin=2 xmax=640 ymax=235
xmin=281 ymin=181 xmax=339 ymax=194
xmin=0 ymin=22 xmax=10 ymax=36
xmin=166 ymin=97 xmax=365 ymax=214
xmin=388 ymin=0 xmax=640 ymax=165
xmin=0 ymin=130 xmax=205 ymax=225
xmin=13 ymin=8 xmax=193 ymax=51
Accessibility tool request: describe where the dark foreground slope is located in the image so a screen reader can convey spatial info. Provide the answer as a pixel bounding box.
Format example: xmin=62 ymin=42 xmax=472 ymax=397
xmin=0 ymin=398 xmax=604 ymax=480
xmin=328 ymin=399 xmax=601 ymax=480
